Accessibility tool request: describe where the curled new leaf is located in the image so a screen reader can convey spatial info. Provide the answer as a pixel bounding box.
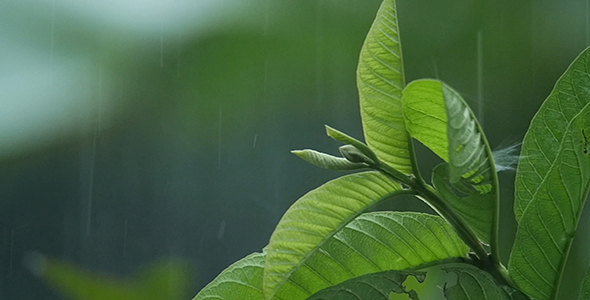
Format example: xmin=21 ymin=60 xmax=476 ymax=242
xmin=325 ymin=125 xmax=379 ymax=165
xmin=339 ymin=145 xmax=375 ymax=165
xmin=292 ymin=149 xmax=366 ymax=170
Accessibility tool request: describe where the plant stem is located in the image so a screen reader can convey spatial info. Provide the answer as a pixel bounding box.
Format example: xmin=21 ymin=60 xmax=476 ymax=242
xmin=373 ymin=161 xmax=513 ymax=287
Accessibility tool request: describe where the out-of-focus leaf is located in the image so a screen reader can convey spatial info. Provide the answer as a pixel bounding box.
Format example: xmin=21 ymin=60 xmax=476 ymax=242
xmin=357 ymin=0 xmax=413 ymax=175
xmin=292 ymin=149 xmax=366 ymax=170
xmin=306 ymin=270 xmax=426 ymax=300
xmin=27 ymin=254 xmax=191 ymax=300
xmin=193 ymin=252 xmax=264 ymax=300
xmin=444 ymin=265 xmax=529 ymax=300
xmin=508 ymin=47 xmax=590 ymax=300
xmin=263 ymin=172 xmax=407 ymax=300
xmin=403 ymin=79 xmax=499 ymax=245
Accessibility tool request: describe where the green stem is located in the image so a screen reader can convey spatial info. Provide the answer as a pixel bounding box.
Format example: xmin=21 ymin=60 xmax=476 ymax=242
xmin=373 ymin=161 xmax=513 ymax=287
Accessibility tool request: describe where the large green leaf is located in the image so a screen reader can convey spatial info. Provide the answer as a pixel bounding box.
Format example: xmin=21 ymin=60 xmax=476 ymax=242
xmin=508 ymin=47 xmax=590 ymax=300
xmin=402 ymin=79 xmax=499 ymax=245
xmin=444 ymin=265 xmax=529 ymax=300
xmin=193 ymin=252 xmax=264 ymax=300
xmin=263 ymin=172 xmax=406 ymax=299
xmin=306 ymin=270 xmax=426 ymax=300
xmin=357 ymin=0 xmax=413 ymax=174
xmin=265 ymin=210 xmax=469 ymax=300
xmin=27 ymin=254 xmax=191 ymax=300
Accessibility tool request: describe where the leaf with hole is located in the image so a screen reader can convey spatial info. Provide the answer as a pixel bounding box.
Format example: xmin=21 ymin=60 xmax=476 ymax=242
xmin=444 ymin=265 xmax=529 ymax=300
xmin=306 ymin=270 xmax=425 ymax=300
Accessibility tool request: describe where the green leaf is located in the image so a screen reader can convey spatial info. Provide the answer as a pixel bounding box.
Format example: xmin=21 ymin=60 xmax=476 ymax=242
xmin=193 ymin=252 xmax=264 ymax=300
xmin=306 ymin=270 xmax=426 ymax=300
xmin=444 ymin=265 xmax=529 ymax=300
xmin=27 ymin=254 xmax=191 ymax=300
xmin=403 ymin=79 xmax=499 ymax=244
xmin=292 ymin=149 xmax=366 ymax=170
xmin=579 ymin=264 xmax=590 ymax=299
xmin=432 ymin=163 xmax=495 ymax=245
xmin=265 ymin=210 xmax=469 ymax=300
xmin=325 ymin=125 xmax=379 ymax=165
xmin=508 ymin=47 xmax=590 ymax=300
xmin=402 ymin=79 xmax=449 ymax=161
xmin=263 ymin=172 xmax=407 ymax=299
xmin=357 ymin=0 xmax=413 ymax=175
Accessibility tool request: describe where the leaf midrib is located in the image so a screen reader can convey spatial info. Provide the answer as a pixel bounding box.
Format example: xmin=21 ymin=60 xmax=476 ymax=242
xmin=268 ymin=188 xmax=413 ymax=299
xmin=519 ymin=103 xmax=590 ymax=218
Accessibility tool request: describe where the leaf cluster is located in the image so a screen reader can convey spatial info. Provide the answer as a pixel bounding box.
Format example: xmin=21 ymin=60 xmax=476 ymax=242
xmin=193 ymin=0 xmax=590 ymax=299
xmin=32 ymin=0 xmax=590 ymax=299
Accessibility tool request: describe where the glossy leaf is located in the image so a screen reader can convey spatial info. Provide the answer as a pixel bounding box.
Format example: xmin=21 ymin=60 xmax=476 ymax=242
xmin=292 ymin=149 xmax=366 ymax=170
xmin=306 ymin=270 xmax=426 ymax=300
xmin=27 ymin=254 xmax=191 ymax=300
xmin=263 ymin=172 xmax=407 ymax=299
xmin=402 ymin=79 xmax=449 ymax=161
xmin=357 ymin=0 xmax=413 ymax=174
xmin=403 ymin=79 xmax=499 ymax=244
xmin=509 ymin=47 xmax=590 ymax=300
xmin=193 ymin=252 xmax=264 ymax=300
xmin=268 ymin=211 xmax=469 ymax=300
xmin=444 ymin=265 xmax=529 ymax=300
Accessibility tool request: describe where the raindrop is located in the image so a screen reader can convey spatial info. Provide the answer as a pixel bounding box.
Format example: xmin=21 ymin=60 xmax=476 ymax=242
xmin=263 ymin=60 xmax=268 ymax=103
xmin=430 ymin=56 xmax=439 ymax=79
xmin=123 ymin=220 xmax=128 ymax=257
xmin=217 ymin=220 xmax=226 ymax=241
xmin=177 ymin=31 xmax=182 ymax=77
xmin=160 ymin=21 xmax=164 ymax=67
xmin=218 ymin=106 xmax=222 ymax=169
xmin=97 ymin=66 xmax=103 ymax=134
xmin=49 ymin=0 xmax=56 ymax=83
xmin=477 ymin=30 xmax=484 ymax=128
xmin=85 ymin=127 xmax=97 ymax=236
xmin=253 ymin=134 xmax=258 ymax=148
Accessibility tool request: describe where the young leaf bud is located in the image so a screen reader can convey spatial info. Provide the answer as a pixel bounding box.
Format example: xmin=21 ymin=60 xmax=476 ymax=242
xmin=339 ymin=145 xmax=375 ymax=165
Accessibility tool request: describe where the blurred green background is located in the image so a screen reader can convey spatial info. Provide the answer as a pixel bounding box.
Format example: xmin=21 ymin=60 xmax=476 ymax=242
xmin=2 ymin=0 xmax=590 ymax=299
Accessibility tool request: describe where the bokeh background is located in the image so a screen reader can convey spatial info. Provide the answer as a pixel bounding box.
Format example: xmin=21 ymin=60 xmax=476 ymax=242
xmin=2 ymin=0 xmax=590 ymax=299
